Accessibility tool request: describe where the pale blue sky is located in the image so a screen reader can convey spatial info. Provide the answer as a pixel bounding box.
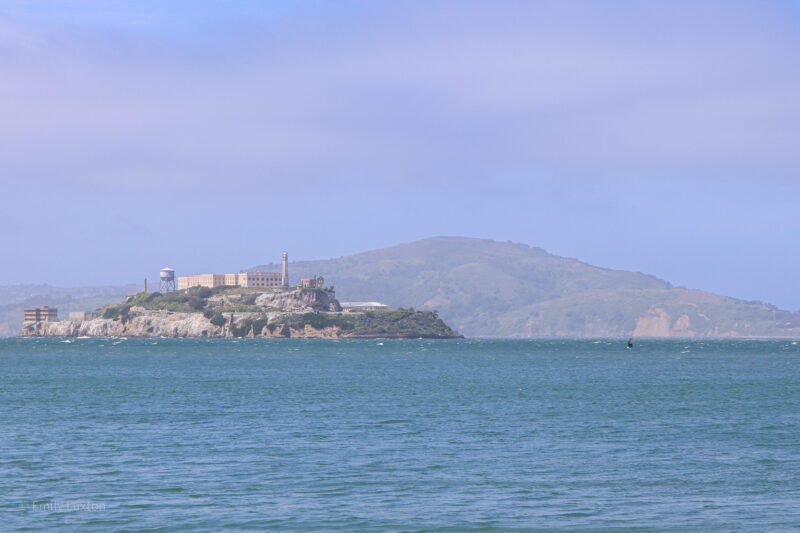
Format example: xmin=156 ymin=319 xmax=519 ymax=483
xmin=1 ymin=1 xmax=799 ymax=310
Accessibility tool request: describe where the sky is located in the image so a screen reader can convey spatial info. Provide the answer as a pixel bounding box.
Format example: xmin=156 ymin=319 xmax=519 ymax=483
xmin=1 ymin=1 xmax=799 ymax=309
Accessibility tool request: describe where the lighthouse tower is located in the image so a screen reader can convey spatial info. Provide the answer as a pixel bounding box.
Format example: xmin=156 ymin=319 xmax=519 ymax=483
xmin=281 ymin=252 xmax=289 ymax=287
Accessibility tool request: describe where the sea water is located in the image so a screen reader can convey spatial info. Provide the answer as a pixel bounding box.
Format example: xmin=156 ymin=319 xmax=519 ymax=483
xmin=1 ymin=338 xmax=798 ymax=531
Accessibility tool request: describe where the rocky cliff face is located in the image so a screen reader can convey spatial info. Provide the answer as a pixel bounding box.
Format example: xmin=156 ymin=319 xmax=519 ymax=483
xmin=18 ymin=308 xmax=348 ymax=338
xmin=20 ymin=308 xmax=226 ymax=337
xmin=253 ymin=289 xmax=341 ymax=312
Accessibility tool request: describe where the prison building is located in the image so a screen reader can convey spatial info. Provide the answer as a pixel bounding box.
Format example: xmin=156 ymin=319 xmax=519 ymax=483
xmin=177 ymin=274 xmax=227 ymax=290
xmin=238 ymin=272 xmax=283 ymax=288
xmin=177 ymin=271 xmax=283 ymax=290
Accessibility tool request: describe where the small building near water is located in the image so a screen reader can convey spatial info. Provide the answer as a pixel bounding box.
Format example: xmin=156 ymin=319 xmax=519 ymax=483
xmin=69 ymin=311 xmax=98 ymax=321
xmin=340 ymin=301 xmax=391 ymax=312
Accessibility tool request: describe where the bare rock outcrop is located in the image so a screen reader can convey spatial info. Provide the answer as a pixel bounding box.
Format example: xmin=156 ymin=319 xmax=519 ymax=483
xmin=254 ymin=288 xmax=341 ymax=312
xmin=20 ymin=308 xmax=227 ymax=338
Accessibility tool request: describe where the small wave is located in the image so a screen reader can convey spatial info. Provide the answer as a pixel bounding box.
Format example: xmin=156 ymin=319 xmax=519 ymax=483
xmin=60 ymin=340 xmax=72 ymax=343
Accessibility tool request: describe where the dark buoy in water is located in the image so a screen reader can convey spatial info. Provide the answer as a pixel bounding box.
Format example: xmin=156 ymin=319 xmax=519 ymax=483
xmin=627 ymin=338 xmax=634 ymax=349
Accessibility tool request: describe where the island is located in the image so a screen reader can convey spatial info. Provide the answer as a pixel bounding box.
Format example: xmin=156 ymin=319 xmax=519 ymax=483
xmin=18 ymin=286 xmax=462 ymax=339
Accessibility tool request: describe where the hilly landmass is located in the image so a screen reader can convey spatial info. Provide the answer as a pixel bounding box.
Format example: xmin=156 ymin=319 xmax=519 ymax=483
xmin=249 ymin=237 xmax=800 ymax=338
xmin=5 ymin=237 xmax=800 ymax=338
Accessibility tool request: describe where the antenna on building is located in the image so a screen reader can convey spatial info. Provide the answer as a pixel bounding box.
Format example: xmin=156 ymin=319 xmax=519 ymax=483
xmin=281 ymin=252 xmax=289 ymax=287
xmin=159 ymin=268 xmax=176 ymax=292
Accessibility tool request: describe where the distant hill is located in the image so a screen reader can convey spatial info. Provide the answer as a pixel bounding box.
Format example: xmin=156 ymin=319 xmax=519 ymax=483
xmin=249 ymin=237 xmax=800 ymax=337
xmin=4 ymin=237 xmax=799 ymax=338
xmin=0 ymin=284 xmax=138 ymax=336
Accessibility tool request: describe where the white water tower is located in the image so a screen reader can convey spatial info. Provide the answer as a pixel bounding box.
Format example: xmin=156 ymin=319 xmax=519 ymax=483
xmin=159 ymin=268 xmax=176 ymax=292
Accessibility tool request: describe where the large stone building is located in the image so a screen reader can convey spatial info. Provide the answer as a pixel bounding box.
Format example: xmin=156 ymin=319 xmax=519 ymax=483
xmin=177 ymin=253 xmax=289 ymax=290
xmin=178 ymin=272 xmax=285 ymax=290
xmin=23 ymin=306 xmax=58 ymax=322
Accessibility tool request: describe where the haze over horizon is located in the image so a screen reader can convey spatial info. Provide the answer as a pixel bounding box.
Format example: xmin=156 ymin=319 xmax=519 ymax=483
xmin=2 ymin=1 xmax=799 ymax=311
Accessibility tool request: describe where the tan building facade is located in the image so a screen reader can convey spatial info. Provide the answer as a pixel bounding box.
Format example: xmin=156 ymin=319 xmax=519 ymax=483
xmin=177 ymin=271 xmax=283 ymax=290
xmin=176 ymin=253 xmax=291 ymax=291
xmin=23 ymin=306 xmax=58 ymax=322
xmin=178 ymin=274 xmax=227 ymax=290
xmin=238 ymin=272 xmax=282 ymax=288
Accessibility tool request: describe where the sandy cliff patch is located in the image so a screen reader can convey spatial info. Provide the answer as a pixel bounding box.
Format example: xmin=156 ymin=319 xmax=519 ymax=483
xmin=633 ymin=308 xmax=673 ymax=337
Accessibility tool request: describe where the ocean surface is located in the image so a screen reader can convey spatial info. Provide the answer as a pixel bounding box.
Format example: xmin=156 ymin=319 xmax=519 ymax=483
xmin=1 ymin=338 xmax=798 ymax=531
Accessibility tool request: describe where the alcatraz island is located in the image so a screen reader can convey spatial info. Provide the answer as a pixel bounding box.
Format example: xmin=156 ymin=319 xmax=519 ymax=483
xmin=18 ymin=253 xmax=461 ymax=339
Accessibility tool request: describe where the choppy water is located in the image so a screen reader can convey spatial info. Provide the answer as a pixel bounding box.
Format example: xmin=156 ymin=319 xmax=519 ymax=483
xmin=1 ymin=337 xmax=799 ymax=531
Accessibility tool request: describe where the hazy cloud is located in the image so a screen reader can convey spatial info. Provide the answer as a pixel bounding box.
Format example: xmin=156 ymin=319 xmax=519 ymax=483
xmin=1 ymin=1 xmax=798 ymax=190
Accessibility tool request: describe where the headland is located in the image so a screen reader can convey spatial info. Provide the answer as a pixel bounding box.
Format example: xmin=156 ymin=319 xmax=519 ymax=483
xmin=18 ymin=285 xmax=461 ymax=339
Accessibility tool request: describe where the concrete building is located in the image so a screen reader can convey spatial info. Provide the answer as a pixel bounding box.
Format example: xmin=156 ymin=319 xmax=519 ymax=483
xmin=69 ymin=311 xmax=98 ymax=321
xmin=340 ymin=302 xmax=390 ymax=312
xmin=23 ymin=306 xmax=58 ymax=322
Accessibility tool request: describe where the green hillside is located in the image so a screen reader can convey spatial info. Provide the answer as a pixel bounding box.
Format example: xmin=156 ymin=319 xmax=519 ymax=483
xmin=250 ymin=237 xmax=800 ymax=337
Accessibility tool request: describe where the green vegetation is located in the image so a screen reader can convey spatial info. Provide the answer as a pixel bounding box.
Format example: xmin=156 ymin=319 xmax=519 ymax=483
xmin=102 ymin=303 xmax=130 ymax=321
xmin=102 ymin=287 xmax=215 ymax=320
xmin=125 ymin=289 xmax=208 ymax=313
xmin=344 ymin=309 xmax=458 ymax=338
xmin=254 ymin=308 xmax=459 ymax=338
xmin=223 ymin=308 xmax=459 ymax=338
